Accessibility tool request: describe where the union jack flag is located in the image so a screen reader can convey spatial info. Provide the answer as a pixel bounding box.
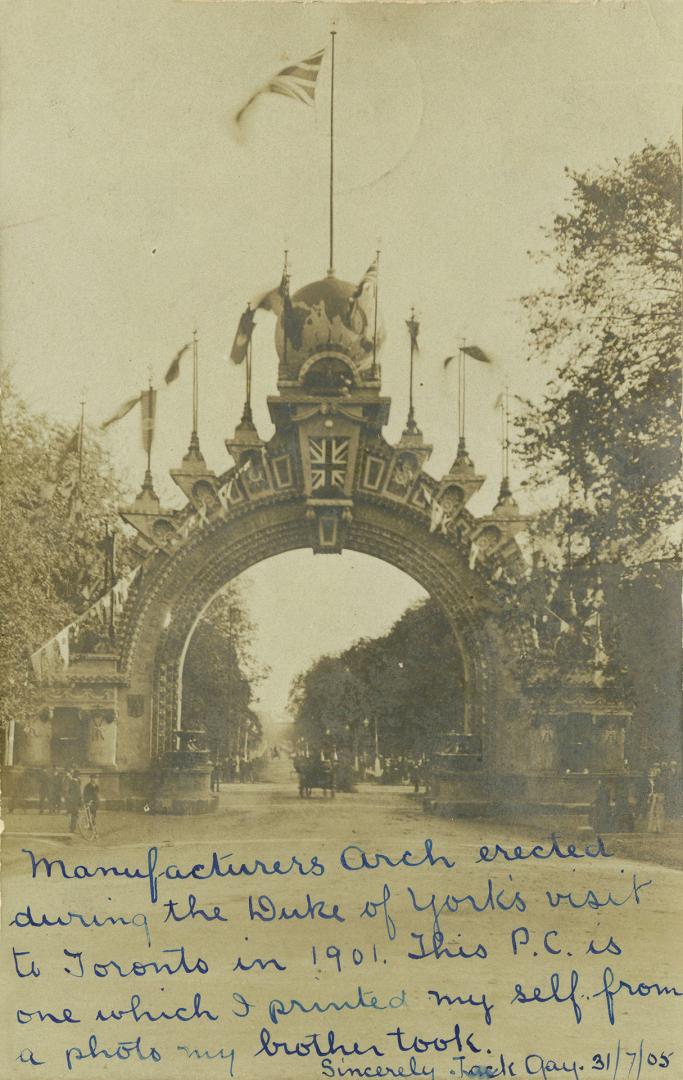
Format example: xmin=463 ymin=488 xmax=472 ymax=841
xmin=309 ymin=437 xmax=349 ymax=491
xmin=235 ymin=47 xmax=326 ymax=126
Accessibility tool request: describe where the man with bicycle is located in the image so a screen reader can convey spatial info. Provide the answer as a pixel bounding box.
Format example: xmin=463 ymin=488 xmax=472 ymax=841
xmin=83 ymin=776 xmax=100 ymax=826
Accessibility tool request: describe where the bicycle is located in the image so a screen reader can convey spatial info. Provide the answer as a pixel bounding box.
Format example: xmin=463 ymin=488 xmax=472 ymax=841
xmin=77 ymin=802 xmax=98 ymax=841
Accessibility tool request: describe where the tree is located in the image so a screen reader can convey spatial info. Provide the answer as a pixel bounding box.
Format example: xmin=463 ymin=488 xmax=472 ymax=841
xmin=289 ymin=599 xmax=464 ymax=760
xmin=515 ymin=141 xmax=682 ymax=761
xmin=181 ymin=587 xmax=265 ymax=760
xmin=0 ymin=373 xmax=133 ymax=736
xmin=517 ymin=140 xmax=681 ymax=569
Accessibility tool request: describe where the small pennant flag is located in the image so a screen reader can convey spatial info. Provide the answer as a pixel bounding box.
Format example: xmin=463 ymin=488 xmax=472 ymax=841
xmin=230 ymin=275 xmax=292 ymax=364
xmin=444 ymin=345 xmax=492 ymax=368
xmin=235 ymin=47 xmax=325 ymax=126
xmin=351 ymin=258 xmax=378 ymax=302
xmin=164 ymin=342 xmax=192 ymax=385
xmin=101 ymin=394 xmax=142 ymax=429
xmin=140 ymin=388 xmax=157 ymax=456
xmin=257 ymin=271 xmax=290 ymax=318
xmin=405 ymin=316 xmax=420 ymax=351
xmin=462 ymin=344 xmax=492 ymax=364
xmin=230 ymin=305 xmax=257 ymax=365
xmin=493 ymin=391 xmax=527 ymax=410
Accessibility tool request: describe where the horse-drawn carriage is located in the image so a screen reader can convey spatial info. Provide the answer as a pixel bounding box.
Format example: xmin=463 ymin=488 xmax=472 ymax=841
xmin=294 ymin=757 xmax=336 ymax=798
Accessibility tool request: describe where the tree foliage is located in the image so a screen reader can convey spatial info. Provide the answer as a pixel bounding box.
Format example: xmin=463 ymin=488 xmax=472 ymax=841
xmin=289 ymin=599 xmax=464 ymax=758
xmin=517 ymin=140 xmax=681 ymax=569
xmin=514 ymin=141 xmax=682 ymax=761
xmin=181 ymin=587 xmax=265 ymax=759
xmin=0 ymin=373 xmax=133 ymax=732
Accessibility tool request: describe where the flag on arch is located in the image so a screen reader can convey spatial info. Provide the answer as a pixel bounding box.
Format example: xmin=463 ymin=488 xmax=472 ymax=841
xmin=443 ymin=345 xmax=493 ymax=370
xmin=351 ymin=258 xmax=378 ymax=302
xmin=101 ymin=393 xmax=142 ymax=430
xmin=235 ymin=46 xmax=326 ymax=126
xmin=164 ymin=342 xmax=192 ymax=385
xmin=230 ymin=305 xmax=257 ymax=365
xmin=405 ymin=315 xmax=420 ymax=352
xmin=230 ymin=272 xmax=293 ymax=364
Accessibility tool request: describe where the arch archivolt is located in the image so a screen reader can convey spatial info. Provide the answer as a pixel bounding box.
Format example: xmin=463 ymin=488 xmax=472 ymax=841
xmin=118 ymin=490 xmax=525 ymax=763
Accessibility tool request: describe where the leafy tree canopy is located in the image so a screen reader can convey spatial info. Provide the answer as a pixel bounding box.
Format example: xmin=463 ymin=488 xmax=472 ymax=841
xmin=289 ymin=599 xmax=464 ymax=758
xmin=516 ymin=140 xmax=681 ymax=572
xmin=181 ymin=587 xmax=266 ymax=759
xmin=0 ymin=373 xmax=133 ymax=730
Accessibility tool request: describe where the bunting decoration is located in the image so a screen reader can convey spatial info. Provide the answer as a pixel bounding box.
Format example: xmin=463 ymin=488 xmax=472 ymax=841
xmin=29 ymin=565 xmax=142 ymax=680
xmin=235 ymin=47 xmax=326 ymax=126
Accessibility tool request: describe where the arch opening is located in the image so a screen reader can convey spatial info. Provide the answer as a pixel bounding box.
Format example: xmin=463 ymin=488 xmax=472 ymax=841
xmin=178 ymin=550 xmax=469 ymax=773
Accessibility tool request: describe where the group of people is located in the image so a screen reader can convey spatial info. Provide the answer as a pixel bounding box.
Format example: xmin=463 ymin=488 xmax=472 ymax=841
xmin=209 ymin=756 xmax=257 ymax=791
xmin=591 ymin=760 xmax=681 ymax=834
xmin=34 ymin=766 xmax=100 ymax=833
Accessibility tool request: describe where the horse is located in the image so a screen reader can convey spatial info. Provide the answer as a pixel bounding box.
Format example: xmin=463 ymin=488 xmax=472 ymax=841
xmin=295 ymin=758 xmax=335 ymax=799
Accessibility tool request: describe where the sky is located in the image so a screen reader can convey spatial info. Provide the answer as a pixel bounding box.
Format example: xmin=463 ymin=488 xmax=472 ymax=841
xmin=3 ymin=0 xmax=681 ymax=717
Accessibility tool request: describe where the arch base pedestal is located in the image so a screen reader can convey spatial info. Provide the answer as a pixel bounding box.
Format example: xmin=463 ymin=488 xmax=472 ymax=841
xmin=153 ymin=751 xmax=217 ymax=815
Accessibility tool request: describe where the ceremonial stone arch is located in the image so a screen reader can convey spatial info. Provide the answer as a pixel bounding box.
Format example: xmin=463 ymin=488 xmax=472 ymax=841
xmin=20 ymin=274 xmax=628 ymax=818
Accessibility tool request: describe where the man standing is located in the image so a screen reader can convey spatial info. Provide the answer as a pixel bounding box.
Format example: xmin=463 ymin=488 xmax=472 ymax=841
xmin=35 ymin=768 xmax=50 ymax=814
xmin=83 ymin=775 xmax=100 ymax=825
xmin=64 ymin=769 xmax=82 ymax=833
xmin=49 ymin=767 xmax=63 ymax=813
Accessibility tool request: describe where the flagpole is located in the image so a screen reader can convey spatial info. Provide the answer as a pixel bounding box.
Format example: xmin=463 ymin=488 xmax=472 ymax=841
xmin=504 ymin=385 xmax=510 ymax=478
xmin=327 ymin=29 xmax=336 ymax=276
xmin=499 ymin=388 xmax=506 ymax=481
xmin=245 ymin=334 xmax=253 ymax=421
xmin=146 ymin=377 xmax=153 ymax=478
xmin=408 ymin=306 xmax=416 ymax=429
xmin=372 ymin=249 xmax=380 ymax=378
xmin=192 ymin=329 xmax=199 ymax=437
xmin=78 ymin=398 xmax=85 ymax=484
xmin=457 ymin=348 xmax=463 ymax=443
xmin=461 ymin=347 xmax=467 ymax=444
xmin=283 ymin=249 xmax=289 ymax=371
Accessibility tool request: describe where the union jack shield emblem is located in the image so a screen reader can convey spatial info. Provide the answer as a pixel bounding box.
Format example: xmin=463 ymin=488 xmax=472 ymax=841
xmin=309 ymin=437 xmax=349 ymax=492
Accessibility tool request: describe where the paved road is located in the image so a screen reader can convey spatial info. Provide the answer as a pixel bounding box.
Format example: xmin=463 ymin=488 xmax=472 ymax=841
xmin=2 ymin=777 xmax=682 ymax=1080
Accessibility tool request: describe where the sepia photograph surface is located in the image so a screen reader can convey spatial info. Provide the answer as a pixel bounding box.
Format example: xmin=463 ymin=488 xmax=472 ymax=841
xmin=1 ymin=2 xmax=682 ymax=1078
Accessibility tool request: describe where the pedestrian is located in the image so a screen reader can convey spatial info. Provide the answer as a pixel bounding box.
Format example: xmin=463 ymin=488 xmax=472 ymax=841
xmin=410 ymin=760 xmax=421 ymax=793
xmin=611 ymin=785 xmax=634 ymax=832
xmin=210 ymin=763 xmax=220 ymax=792
xmin=633 ymin=770 xmax=650 ymax=827
xmin=664 ymin=760 xmax=681 ymax=820
xmin=35 ymin=767 xmax=50 ymax=815
xmin=64 ymin=769 xmax=82 ymax=833
xmin=591 ymin=779 xmax=610 ymax=834
xmin=49 ymin=767 xmax=63 ymax=813
xmin=646 ymin=764 xmax=666 ymax=834
xmin=82 ymin=775 xmax=100 ymax=825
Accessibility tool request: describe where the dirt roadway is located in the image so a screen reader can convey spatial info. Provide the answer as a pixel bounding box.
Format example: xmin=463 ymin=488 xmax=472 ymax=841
xmin=2 ymin=779 xmax=682 ymax=1080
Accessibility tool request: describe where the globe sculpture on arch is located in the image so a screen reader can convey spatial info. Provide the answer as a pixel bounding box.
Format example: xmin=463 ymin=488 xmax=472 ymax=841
xmin=275 ymin=275 xmax=386 ymax=389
